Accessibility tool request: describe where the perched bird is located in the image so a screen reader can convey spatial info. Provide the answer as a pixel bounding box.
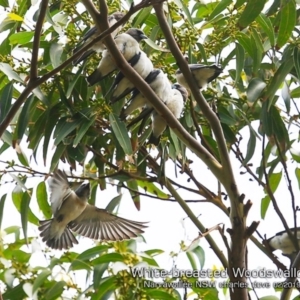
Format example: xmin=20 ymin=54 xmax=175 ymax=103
xmin=119 ymin=69 xmax=171 ymax=120
xmin=109 ymin=51 xmax=154 ymax=103
xmin=86 ymin=28 xmax=148 ymax=86
xmin=149 ymin=83 xmax=188 ymax=145
xmin=38 ymin=170 xmax=147 ymax=250
xmin=73 ymin=12 xmax=124 ymax=65
xmin=267 ymin=228 xmax=300 ymax=261
xmin=176 ymin=64 xmax=223 ymax=90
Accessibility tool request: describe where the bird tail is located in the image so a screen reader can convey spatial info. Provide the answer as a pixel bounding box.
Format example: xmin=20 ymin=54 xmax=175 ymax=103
xmin=38 ymin=219 xmax=78 ymax=250
xmin=148 ymin=133 xmax=161 ymax=146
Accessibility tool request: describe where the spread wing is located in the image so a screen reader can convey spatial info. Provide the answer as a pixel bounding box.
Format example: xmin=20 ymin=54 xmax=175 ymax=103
xmin=48 ymin=170 xmax=73 ymax=215
xmin=69 ymin=204 xmax=148 ymax=241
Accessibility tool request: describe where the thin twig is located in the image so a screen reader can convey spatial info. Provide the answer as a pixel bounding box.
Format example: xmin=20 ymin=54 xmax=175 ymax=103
xmin=274 ymin=137 xmax=297 ymax=248
xmin=261 ymin=135 xmax=297 ymax=251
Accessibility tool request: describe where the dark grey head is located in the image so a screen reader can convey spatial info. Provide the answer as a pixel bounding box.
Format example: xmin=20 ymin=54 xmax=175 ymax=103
xmin=126 ymin=28 xmax=147 ymax=42
xmin=172 ymin=83 xmax=188 ymax=101
xmin=75 ymin=182 xmax=90 ymax=200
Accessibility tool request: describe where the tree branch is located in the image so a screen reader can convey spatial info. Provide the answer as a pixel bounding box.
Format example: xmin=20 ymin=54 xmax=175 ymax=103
xmin=153 ymin=4 xmax=247 ymax=298
xmin=152 ymin=2 xmax=240 ymax=203
xmin=30 ymin=0 xmax=49 ymax=80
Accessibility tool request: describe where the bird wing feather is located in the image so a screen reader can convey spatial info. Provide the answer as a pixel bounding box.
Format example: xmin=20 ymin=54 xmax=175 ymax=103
xmin=48 ymin=170 xmax=74 ymax=215
xmin=69 ymin=204 xmax=147 ymax=241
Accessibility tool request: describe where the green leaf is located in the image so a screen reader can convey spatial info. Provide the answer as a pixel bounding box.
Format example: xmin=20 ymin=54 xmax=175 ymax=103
xmin=126 ymin=180 xmax=140 ymax=210
xmin=16 ymin=95 xmax=35 ymax=141
xmin=261 ymin=104 xmax=289 ymax=146
xmin=136 ymin=180 xmax=169 ymax=199
xmin=92 ymin=253 xmax=124 ymax=265
xmin=235 ymin=43 xmax=244 ymax=84
xmin=247 ymin=78 xmax=266 ymax=103
xmin=0 ymin=62 xmax=23 ymax=82
xmin=293 ymin=47 xmax=300 ymax=81
xmin=0 ymin=0 xmax=9 ymax=7
xmin=0 ymin=194 xmax=6 ymax=230
xmin=32 ymin=86 xmax=47 ymax=103
xmin=50 ymin=144 xmax=66 ymax=172
xmin=105 ymin=194 xmax=122 ymax=213
xmin=45 ymin=281 xmax=65 ymax=300
xmin=109 ymin=113 xmax=133 ymax=155
xmin=32 ymin=270 xmax=51 ymax=293
xmin=256 ymin=13 xmax=275 ymax=47
xmin=9 ymin=173 xmax=27 ymax=190
xmin=261 ymin=195 xmax=270 ymax=219
xmin=235 ymin=0 xmax=246 ymax=8
xmin=238 ymin=0 xmax=267 ymax=28
xmin=132 ymin=7 xmax=153 ymax=27
xmin=291 ymin=149 xmax=300 ymax=163
xmin=66 ymin=68 xmax=85 ymax=98
xmin=264 ymin=55 xmax=294 ymax=105
xmin=36 ymin=181 xmax=51 ymax=219
xmin=281 ymin=81 xmax=290 ymax=114
xmin=243 ymin=127 xmax=256 ymax=165
xmin=268 ymin=172 xmax=282 ymax=194
xmin=146 ymin=289 xmax=178 ymax=300
xmin=9 ymin=31 xmax=34 ymax=45
xmin=186 ymin=251 xmax=197 ymax=270
xmin=0 ymin=82 xmax=13 ymax=123
xmin=49 ymin=43 xmax=63 ymax=68
xmin=145 ymin=38 xmax=170 ymax=52
xmin=93 ymin=276 xmax=116 ymax=300
xmin=69 ymin=259 xmax=92 ymax=271
xmin=20 ymin=190 xmax=31 ymax=244
xmin=295 ymin=167 xmax=300 ymax=190
xmin=43 ymin=105 xmax=60 ymax=164
xmin=10 ymin=249 xmax=31 ymax=263
xmin=73 ymin=115 xmax=96 ymax=147
xmin=0 ymin=17 xmax=15 ymax=32
xmin=173 ymin=0 xmax=194 ymax=24
xmin=276 ymin=0 xmax=296 ymax=49
xmin=77 ymin=245 xmax=109 ymax=261
xmin=3 ymin=283 xmax=27 ymax=299
xmin=169 ymin=128 xmax=180 ymax=156
xmin=208 ymin=0 xmax=232 ymax=20
xmin=17 ymin=146 xmax=30 ymax=167
xmin=93 ymin=263 xmax=110 ymax=289
xmin=139 ymin=254 xmax=160 ymax=267
xmin=192 ymin=245 xmax=205 ymax=269
xmin=236 ymin=33 xmax=254 ymax=58
xmin=54 ymin=118 xmax=81 ymax=146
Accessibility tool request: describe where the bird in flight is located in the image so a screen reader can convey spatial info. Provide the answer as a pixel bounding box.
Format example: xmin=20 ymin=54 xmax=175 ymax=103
xmin=38 ymin=170 xmax=147 ymax=250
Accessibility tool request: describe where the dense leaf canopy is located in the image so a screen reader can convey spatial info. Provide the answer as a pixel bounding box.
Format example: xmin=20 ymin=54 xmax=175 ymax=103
xmin=0 ymin=0 xmax=300 ymax=299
